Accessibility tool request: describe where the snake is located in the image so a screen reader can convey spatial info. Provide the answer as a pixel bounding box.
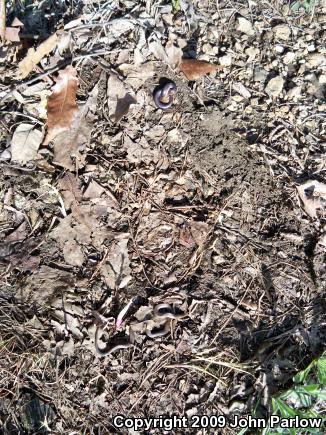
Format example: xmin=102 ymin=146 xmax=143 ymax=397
xmin=153 ymin=81 xmax=177 ymax=109
xmin=94 ymin=303 xmax=186 ymax=356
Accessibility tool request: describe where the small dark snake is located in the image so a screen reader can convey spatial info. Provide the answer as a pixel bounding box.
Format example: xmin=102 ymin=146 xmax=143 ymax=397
xmin=153 ymin=81 xmax=177 ymax=109
xmin=95 ymin=303 xmax=186 ymax=356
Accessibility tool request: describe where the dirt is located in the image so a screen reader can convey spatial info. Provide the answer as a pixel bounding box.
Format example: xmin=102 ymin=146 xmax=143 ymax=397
xmin=0 ymin=0 xmax=326 ymax=434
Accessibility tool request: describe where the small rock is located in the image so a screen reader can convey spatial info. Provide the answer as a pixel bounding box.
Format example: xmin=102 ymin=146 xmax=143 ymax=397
xmin=265 ymin=76 xmax=284 ymax=98
xmin=236 ymin=17 xmax=255 ymax=36
xmin=219 ymin=53 xmax=232 ymax=66
xmin=273 ymin=24 xmax=291 ymax=41
xmin=254 ymin=67 xmax=268 ymax=82
xmin=233 ymin=82 xmax=251 ymax=99
xmin=306 ymin=52 xmax=326 ymax=68
xmin=307 ymin=44 xmax=316 ymax=52
xmin=274 ymin=44 xmax=285 ymax=54
xmin=0 ymin=148 xmax=11 ymax=161
xmin=319 ymin=74 xmax=326 ymax=84
xmin=283 ymin=51 xmax=296 ymax=65
xmin=245 ymin=47 xmax=259 ymax=60
xmin=287 ymin=86 xmax=302 ymax=100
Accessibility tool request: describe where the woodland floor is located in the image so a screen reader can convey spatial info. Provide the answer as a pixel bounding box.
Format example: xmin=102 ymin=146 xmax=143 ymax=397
xmin=0 ymin=0 xmax=326 ymax=434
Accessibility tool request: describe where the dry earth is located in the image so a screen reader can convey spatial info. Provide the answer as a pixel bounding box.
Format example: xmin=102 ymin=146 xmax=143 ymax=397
xmin=0 ymin=0 xmax=325 ymax=434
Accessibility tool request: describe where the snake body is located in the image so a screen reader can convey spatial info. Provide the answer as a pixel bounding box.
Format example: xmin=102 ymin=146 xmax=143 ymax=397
xmin=153 ymin=81 xmax=177 ymax=109
xmin=95 ymin=303 xmax=186 ymax=356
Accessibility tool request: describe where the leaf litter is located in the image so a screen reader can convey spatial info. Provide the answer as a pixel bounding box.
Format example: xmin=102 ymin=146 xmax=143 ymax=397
xmin=0 ymin=0 xmax=325 ymax=432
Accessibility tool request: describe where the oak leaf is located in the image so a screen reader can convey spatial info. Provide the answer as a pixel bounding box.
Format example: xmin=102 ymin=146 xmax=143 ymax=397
xmin=44 ymin=65 xmax=78 ymax=145
xmin=43 ymin=66 xmax=94 ymax=170
xmin=179 ymin=58 xmax=223 ymax=80
xmin=17 ymin=33 xmax=58 ymax=79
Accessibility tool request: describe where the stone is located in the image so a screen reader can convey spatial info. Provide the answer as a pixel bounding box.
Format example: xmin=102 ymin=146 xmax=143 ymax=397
xmin=283 ymin=51 xmax=296 ymax=65
xmin=273 ymin=24 xmax=291 ymax=40
xmin=236 ymin=17 xmax=255 ymax=36
xmin=287 ymin=86 xmax=302 ymax=100
xmin=274 ymin=44 xmax=285 ymax=54
xmin=254 ymin=67 xmax=268 ymax=82
xmin=306 ymin=52 xmax=326 ymax=68
xmin=265 ymin=76 xmax=284 ymax=98
xmin=219 ymin=53 xmax=232 ymax=66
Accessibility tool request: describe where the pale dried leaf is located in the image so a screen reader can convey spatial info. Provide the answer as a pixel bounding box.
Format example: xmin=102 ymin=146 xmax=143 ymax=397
xmin=179 ymin=58 xmax=223 ymax=80
xmin=107 ymin=75 xmax=137 ymax=122
xmin=165 ymin=41 xmax=182 ymax=70
xmin=5 ymin=27 xmax=20 ymax=43
xmin=10 ymin=123 xmax=44 ymax=164
xmin=58 ymin=172 xmax=82 ymax=209
xmin=297 ymin=181 xmax=326 ymax=219
xmin=11 ymin=17 xmax=24 ymax=27
xmin=18 ymin=33 xmax=58 ymax=79
xmin=62 ymin=239 xmax=84 ymax=266
xmin=101 ymin=234 xmax=132 ymax=289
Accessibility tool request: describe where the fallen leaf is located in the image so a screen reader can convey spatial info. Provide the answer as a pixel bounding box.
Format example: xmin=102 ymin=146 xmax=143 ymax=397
xmin=101 ymin=233 xmax=132 ymax=289
xmin=44 ymin=66 xmax=78 ymax=144
xmin=18 ymin=33 xmax=58 ymax=79
xmin=179 ymin=58 xmax=223 ymax=80
xmin=43 ymin=66 xmax=94 ymax=170
xmin=5 ymin=27 xmax=20 ymax=43
xmin=107 ymin=74 xmax=137 ymax=122
xmin=10 ymin=123 xmax=44 ymax=164
xmin=297 ymin=181 xmax=326 ymax=219
xmin=11 ymin=17 xmax=24 ymax=27
xmin=57 ymin=172 xmax=82 ymax=210
xmin=165 ymin=41 xmax=182 ymax=69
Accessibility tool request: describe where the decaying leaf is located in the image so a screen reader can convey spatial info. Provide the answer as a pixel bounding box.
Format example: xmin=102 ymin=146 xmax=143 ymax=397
xmin=107 ymin=74 xmax=137 ymax=122
xmin=297 ymin=181 xmax=326 ymax=219
xmin=179 ymin=58 xmax=223 ymax=80
xmin=18 ymin=33 xmax=58 ymax=79
xmin=10 ymin=123 xmax=44 ymax=164
xmin=44 ymin=66 xmax=78 ymax=144
xmin=101 ymin=234 xmax=132 ymax=289
xmin=43 ymin=66 xmax=94 ymax=170
xmin=165 ymin=41 xmax=183 ymax=70
xmin=5 ymin=27 xmax=20 ymax=43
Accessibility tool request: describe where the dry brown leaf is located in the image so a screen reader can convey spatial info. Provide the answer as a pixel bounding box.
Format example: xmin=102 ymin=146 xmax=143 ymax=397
xmin=18 ymin=33 xmax=58 ymax=79
xmin=43 ymin=66 xmax=93 ymax=170
xmin=44 ymin=66 xmax=78 ymax=144
xmin=179 ymin=58 xmax=223 ymax=80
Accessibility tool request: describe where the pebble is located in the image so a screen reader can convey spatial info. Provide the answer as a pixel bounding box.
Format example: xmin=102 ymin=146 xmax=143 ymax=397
xmin=219 ymin=53 xmax=232 ymax=66
xmin=274 ymin=44 xmax=285 ymax=54
xmin=236 ymin=17 xmax=255 ymax=36
xmin=283 ymin=51 xmax=296 ymax=65
xmin=265 ymin=76 xmax=284 ymax=98
xmin=273 ymin=24 xmax=291 ymax=41
xmin=254 ymin=67 xmax=268 ymax=82
xmin=287 ymin=86 xmax=302 ymax=100
xmin=319 ymin=74 xmax=326 ymax=84
xmin=306 ymin=53 xmax=326 ymax=68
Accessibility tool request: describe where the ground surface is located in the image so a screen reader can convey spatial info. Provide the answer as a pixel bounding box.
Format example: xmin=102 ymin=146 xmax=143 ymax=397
xmin=0 ymin=0 xmax=325 ymax=434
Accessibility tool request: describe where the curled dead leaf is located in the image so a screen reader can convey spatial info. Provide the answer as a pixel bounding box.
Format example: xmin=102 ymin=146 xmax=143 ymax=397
xmin=179 ymin=58 xmax=223 ymax=81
